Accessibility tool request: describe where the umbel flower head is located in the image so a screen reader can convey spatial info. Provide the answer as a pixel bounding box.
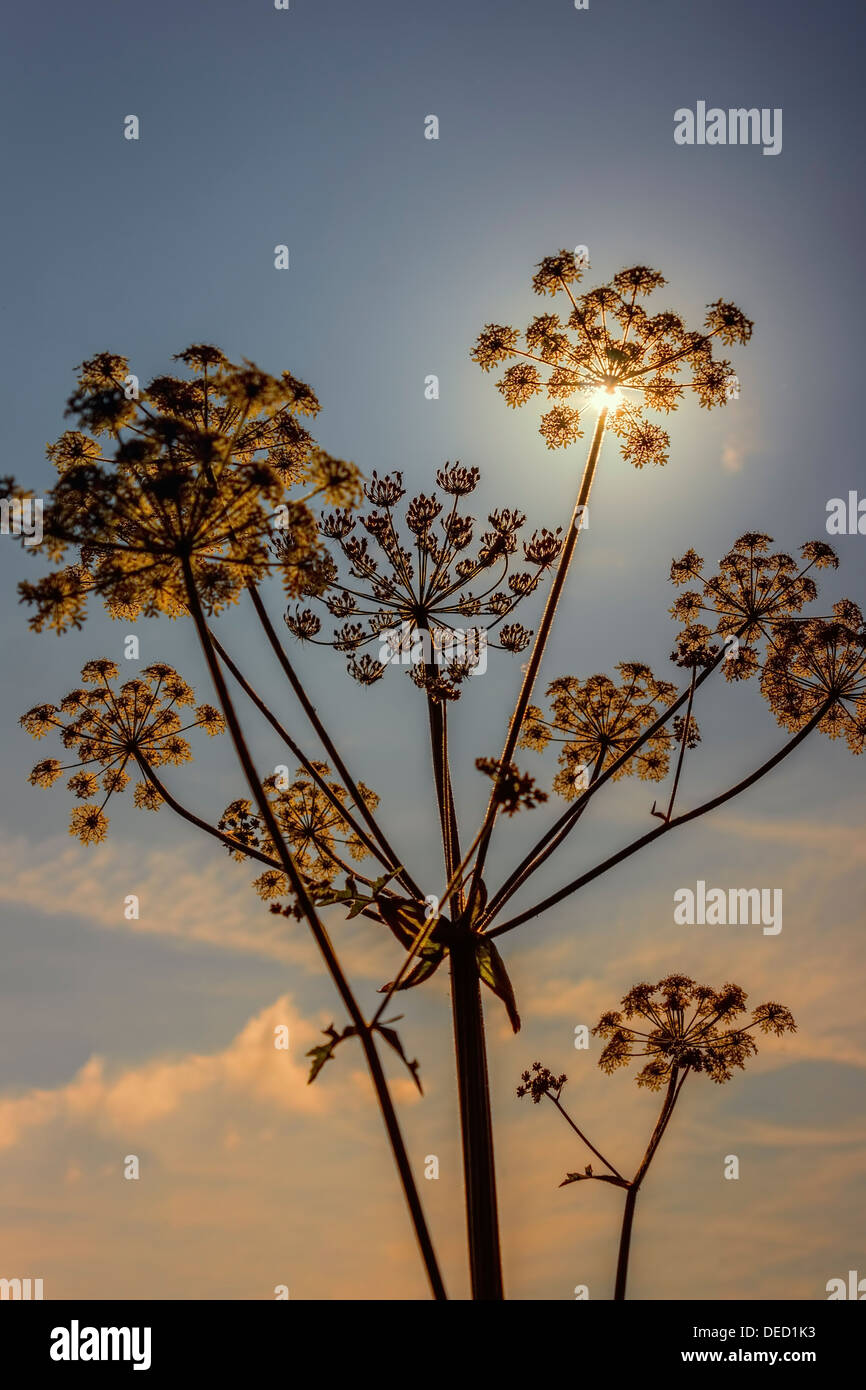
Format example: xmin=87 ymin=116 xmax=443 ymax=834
xmin=475 ymin=757 xmax=549 ymax=815
xmin=593 ymin=974 xmax=796 ymax=1090
xmin=21 ymin=659 xmax=225 ymax=844
xmin=473 ymin=253 xmax=753 ymax=464
xmin=283 ymin=463 xmax=560 ymax=699
xmin=19 ymin=347 xmax=362 ymax=633
xmin=218 ymin=763 xmax=380 ymax=904
xmin=669 ymin=534 xmax=839 ymax=679
xmin=516 ymin=1061 xmax=567 ymax=1103
xmin=762 ymin=605 xmax=866 ymax=752
xmin=520 ymin=662 xmax=679 ymax=798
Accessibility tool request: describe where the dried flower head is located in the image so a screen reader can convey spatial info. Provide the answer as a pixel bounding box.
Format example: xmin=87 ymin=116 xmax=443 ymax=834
xmin=218 ymin=763 xmax=380 ymax=902
xmin=476 ymin=758 xmax=549 ymax=815
xmin=473 ymin=255 xmax=752 ymax=464
xmin=21 ymin=660 xmax=224 ymax=842
xmin=521 ymin=663 xmax=679 ymax=797
xmin=517 ymin=1061 xmax=567 ymax=1103
xmin=18 ymin=348 xmax=361 ymax=632
xmin=669 ymin=536 xmax=838 ymax=681
xmin=762 ymin=607 xmax=866 ymax=751
xmin=593 ymin=974 xmax=796 ymax=1089
xmin=284 ymin=464 xmax=555 ymax=698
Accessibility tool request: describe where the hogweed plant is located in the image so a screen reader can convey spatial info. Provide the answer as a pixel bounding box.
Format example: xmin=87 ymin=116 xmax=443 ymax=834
xmin=11 ymin=253 xmax=865 ymax=1300
xmin=518 ymin=976 xmax=797 ymax=1299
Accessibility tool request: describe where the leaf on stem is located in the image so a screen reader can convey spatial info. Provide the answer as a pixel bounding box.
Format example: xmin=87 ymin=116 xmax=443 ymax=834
xmin=560 ymin=1171 xmax=630 ymax=1189
xmin=306 ymin=1022 xmax=357 ymax=1083
xmin=378 ymin=896 xmax=451 ymax=992
xmin=378 ymin=896 xmax=430 ymax=949
xmin=475 ymin=936 xmax=521 ymax=1033
xmin=375 ymin=1022 xmax=423 ymax=1094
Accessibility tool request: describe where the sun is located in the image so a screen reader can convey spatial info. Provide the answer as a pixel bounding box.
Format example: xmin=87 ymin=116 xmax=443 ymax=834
xmin=591 ymin=385 xmax=625 ymax=412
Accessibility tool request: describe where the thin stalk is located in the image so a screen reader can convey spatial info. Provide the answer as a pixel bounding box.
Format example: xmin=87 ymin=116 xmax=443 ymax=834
xmin=480 ymin=749 xmax=604 ymax=930
xmin=615 ymin=1069 xmax=688 ymax=1300
xmin=136 ymin=758 xmax=280 ymax=873
xmin=479 ymin=651 xmax=725 ymax=929
xmin=427 ymin=691 xmax=462 ymax=914
xmin=181 ymin=558 xmax=446 ymax=1301
xmin=466 ymin=408 xmax=609 ymax=910
xmin=489 ymin=699 xmax=831 ymax=939
xmin=480 ymin=562 xmax=828 ymax=927
xmin=440 ymin=705 xmax=463 ymax=885
xmin=548 ymin=1096 xmax=625 ymax=1181
xmin=662 ymin=663 xmax=697 ymax=822
xmin=247 ymin=583 xmax=421 ymax=898
xmin=209 ymin=627 xmax=393 ymax=874
xmin=372 ymin=816 xmax=490 ymax=1024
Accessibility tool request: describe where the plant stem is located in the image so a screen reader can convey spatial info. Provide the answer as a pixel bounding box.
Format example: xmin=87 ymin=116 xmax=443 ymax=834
xmin=182 ymin=559 xmax=446 ymax=1300
xmin=489 ymin=699 xmax=830 ymax=938
xmin=372 ymin=817 xmax=490 ymax=1024
xmin=663 ymin=663 xmax=697 ymax=821
xmin=480 ymin=652 xmax=726 ymax=929
xmin=480 ymin=751 xmax=603 ymax=930
xmin=209 ymin=627 xmax=395 ymax=874
xmin=615 ymin=1069 xmax=687 ymax=1300
xmin=481 ymin=557 xmax=829 ymax=924
xmin=422 ymin=644 xmax=503 ymax=1300
xmin=466 ymin=407 xmax=609 ymax=911
xmin=614 ymin=1186 xmax=639 ymax=1302
xmin=450 ymin=930 xmax=504 ymax=1300
xmin=247 ymin=583 xmax=421 ymax=898
xmin=549 ymin=1096 xmax=625 ymax=1180
xmin=136 ymin=759 xmax=280 ymax=872
xmin=426 ymin=692 xmax=462 ymax=915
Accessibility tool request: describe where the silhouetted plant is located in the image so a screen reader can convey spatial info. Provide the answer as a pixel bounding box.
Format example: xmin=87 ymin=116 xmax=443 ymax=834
xmin=17 ymin=346 xmax=446 ymax=1299
xmin=13 ymin=253 xmax=865 ymax=1301
xmin=473 ymin=253 xmax=751 ymax=461
xmin=284 ymin=463 xmax=545 ymax=698
xmin=519 ymin=976 xmax=797 ymax=1298
xmin=22 ymin=659 xmax=224 ymax=844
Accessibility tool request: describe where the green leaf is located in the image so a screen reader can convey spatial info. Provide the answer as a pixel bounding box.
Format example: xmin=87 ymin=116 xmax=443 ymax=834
xmin=376 ymin=897 xmax=451 ymax=993
xmin=378 ymin=896 xmax=428 ymax=949
xmin=475 ymin=936 xmax=521 ymax=1033
xmin=306 ymin=1043 xmax=335 ymax=1084
xmin=380 ymin=941 xmax=447 ymax=993
xmin=466 ymin=879 xmax=488 ymax=928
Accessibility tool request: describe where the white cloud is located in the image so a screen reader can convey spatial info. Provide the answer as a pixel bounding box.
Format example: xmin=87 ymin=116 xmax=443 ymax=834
xmin=0 ymin=994 xmax=329 ymax=1151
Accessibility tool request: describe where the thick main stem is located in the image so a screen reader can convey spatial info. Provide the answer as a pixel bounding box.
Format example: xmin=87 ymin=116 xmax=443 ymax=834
xmin=424 ymin=666 xmax=503 ymax=1300
xmin=467 ymin=408 xmax=609 ymax=907
xmin=450 ymin=932 xmax=504 ymax=1300
xmin=182 ymin=560 xmax=446 ymax=1300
